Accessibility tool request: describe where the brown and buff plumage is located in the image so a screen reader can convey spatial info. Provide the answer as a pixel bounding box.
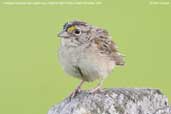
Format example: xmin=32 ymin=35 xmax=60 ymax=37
xmin=91 ymin=28 xmax=124 ymax=66
xmin=58 ymin=20 xmax=125 ymax=97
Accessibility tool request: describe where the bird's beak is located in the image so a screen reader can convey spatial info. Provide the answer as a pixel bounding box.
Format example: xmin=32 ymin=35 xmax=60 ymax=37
xmin=57 ymin=31 xmax=69 ymax=38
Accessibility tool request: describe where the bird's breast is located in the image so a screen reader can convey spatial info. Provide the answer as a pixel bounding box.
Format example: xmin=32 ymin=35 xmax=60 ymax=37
xmin=58 ymin=44 xmax=115 ymax=81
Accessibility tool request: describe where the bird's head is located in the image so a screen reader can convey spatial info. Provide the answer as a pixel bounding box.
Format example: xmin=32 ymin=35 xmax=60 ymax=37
xmin=58 ymin=20 xmax=92 ymax=45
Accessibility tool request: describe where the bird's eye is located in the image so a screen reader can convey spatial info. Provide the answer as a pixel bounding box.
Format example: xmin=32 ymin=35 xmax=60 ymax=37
xmin=74 ymin=29 xmax=81 ymax=35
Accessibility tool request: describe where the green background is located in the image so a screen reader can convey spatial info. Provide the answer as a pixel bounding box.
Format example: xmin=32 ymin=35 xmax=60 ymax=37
xmin=0 ymin=0 xmax=171 ymax=114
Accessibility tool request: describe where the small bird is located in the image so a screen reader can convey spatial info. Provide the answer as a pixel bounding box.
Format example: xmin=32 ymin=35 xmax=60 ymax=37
xmin=58 ymin=20 xmax=124 ymax=97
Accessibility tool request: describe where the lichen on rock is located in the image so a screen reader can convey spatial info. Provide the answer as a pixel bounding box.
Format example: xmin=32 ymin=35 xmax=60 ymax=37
xmin=48 ymin=88 xmax=171 ymax=114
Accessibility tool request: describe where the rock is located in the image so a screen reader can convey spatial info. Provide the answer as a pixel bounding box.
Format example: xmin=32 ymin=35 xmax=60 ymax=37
xmin=154 ymin=106 xmax=171 ymax=114
xmin=48 ymin=88 xmax=171 ymax=114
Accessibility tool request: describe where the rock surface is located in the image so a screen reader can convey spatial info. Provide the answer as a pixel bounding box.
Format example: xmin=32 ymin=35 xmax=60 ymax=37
xmin=154 ymin=106 xmax=171 ymax=114
xmin=48 ymin=88 xmax=171 ymax=114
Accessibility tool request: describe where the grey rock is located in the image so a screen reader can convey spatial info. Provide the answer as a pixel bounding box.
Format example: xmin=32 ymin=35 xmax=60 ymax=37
xmin=48 ymin=88 xmax=171 ymax=114
xmin=154 ymin=106 xmax=171 ymax=114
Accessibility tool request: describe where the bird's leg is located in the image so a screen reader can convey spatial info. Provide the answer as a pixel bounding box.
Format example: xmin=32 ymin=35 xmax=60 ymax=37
xmin=88 ymin=79 xmax=104 ymax=93
xmin=69 ymin=80 xmax=84 ymax=98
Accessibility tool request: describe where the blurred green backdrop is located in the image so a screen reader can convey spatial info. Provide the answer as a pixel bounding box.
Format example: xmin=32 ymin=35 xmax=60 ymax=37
xmin=0 ymin=0 xmax=171 ymax=114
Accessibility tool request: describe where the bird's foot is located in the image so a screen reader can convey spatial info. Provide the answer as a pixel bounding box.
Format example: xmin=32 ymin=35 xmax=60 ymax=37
xmin=69 ymin=87 xmax=81 ymax=98
xmin=68 ymin=80 xmax=84 ymax=99
xmin=88 ymin=86 xmax=104 ymax=94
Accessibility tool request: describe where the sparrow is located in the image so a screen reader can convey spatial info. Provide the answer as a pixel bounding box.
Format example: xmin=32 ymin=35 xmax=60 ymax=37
xmin=58 ymin=20 xmax=124 ymax=97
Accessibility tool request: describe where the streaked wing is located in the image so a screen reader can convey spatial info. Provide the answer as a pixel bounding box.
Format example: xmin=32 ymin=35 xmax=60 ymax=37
xmin=91 ymin=28 xmax=125 ymax=66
